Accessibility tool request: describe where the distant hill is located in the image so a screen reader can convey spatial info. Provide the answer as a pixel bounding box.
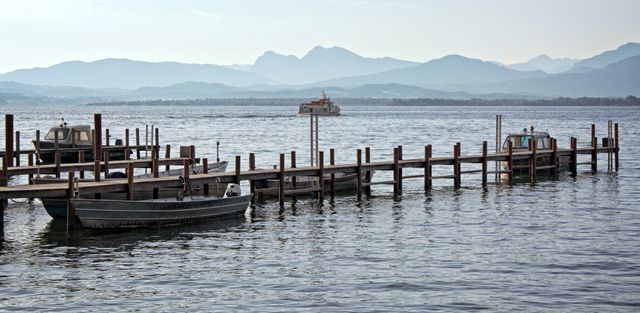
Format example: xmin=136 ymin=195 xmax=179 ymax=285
xmin=0 ymin=81 xmax=126 ymax=98
xmin=250 ymin=46 xmax=419 ymax=84
xmin=571 ymin=42 xmax=640 ymax=71
xmin=129 ymin=81 xmax=245 ymax=99
xmin=508 ymin=54 xmax=578 ymax=73
xmin=312 ymin=55 xmax=548 ymax=88
xmin=0 ymin=58 xmax=275 ymax=89
xmin=476 ymin=55 xmax=640 ymax=97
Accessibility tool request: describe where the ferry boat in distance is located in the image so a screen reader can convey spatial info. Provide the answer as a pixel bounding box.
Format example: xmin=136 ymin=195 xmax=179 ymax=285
xmin=298 ymin=91 xmax=341 ymax=116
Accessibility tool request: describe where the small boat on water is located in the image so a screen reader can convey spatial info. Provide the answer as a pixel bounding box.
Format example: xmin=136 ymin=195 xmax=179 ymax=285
xmin=254 ymin=171 xmax=372 ymax=198
xmin=298 ymin=91 xmax=341 ymax=116
xmin=502 ymin=126 xmax=570 ymax=174
xmin=33 ymin=119 xmax=127 ymax=163
xmin=73 ymin=184 xmax=252 ymax=229
xmin=38 ymin=161 xmax=229 ymax=218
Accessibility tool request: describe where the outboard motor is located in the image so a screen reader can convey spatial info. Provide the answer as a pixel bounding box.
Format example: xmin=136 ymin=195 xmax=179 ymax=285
xmin=224 ymin=184 xmax=241 ymax=198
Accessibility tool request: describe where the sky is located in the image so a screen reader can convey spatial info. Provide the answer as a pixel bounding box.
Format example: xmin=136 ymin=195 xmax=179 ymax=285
xmin=0 ymin=0 xmax=639 ymax=73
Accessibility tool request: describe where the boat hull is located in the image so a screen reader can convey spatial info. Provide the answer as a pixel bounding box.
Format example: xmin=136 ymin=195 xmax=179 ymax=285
xmin=256 ymin=172 xmax=372 ymax=198
xmin=72 ymin=195 xmax=252 ymax=229
xmin=34 ymin=141 xmax=127 ymax=164
xmin=38 ymin=162 xmax=229 ymax=218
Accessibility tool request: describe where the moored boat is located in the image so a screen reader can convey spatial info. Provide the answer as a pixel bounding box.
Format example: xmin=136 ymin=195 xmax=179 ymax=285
xmin=502 ymin=126 xmax=570 ymax=174
xmin=72 ymin=184 xmax=252 ymax=229
xmin=255 ymin=171 xmax=373 ymax=198
xmin=39 ymin=161 xmax=229 ymax=218
xmin=33 ymin=119 xmax=127 ymax=163
xmin=298 ymin=91 xmax=340 ymax=116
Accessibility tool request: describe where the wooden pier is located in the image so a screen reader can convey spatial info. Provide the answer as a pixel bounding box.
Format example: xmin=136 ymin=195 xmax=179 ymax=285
xmin=0 ymin=113 xmax=620 ymax=235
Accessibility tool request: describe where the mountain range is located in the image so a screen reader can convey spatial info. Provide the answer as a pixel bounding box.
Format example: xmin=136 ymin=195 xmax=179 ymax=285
xmin=0 ymin=42 xmax=639 ymax=102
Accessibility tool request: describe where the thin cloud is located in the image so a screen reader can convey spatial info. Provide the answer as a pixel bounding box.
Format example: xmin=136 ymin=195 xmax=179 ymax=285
xmin=186 ymin=8 xmax=223 ymax=20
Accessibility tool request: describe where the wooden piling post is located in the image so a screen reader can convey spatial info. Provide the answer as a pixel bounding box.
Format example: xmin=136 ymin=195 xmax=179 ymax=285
xmin=203 ymin=158 xmax=210 ymax=197
xmin=290 ymin=151 xmax=297 ymax=201
xmin=530 ymin=138 xmax=537 ymax=181
xmin=105 ymin=128 xmax=110 ymax=146
xmin=35 ymin=130 xmax=40 ymax=165
xmin=125 ymin=128 xmax=130 ymax=147
xmin=551 ymin=138 xmax=558 ymax=176
xmin=103 ymin=151 xmax=110 ymax=178
xmin=507 ymin=140 xmax=513 ymax=182
xmin=165 ymin=144 xmax=171 ymax=171
xmin=14 ymin=131 xmax=20 ymax=166
xmin=135 ymin=128 xmax=140 ymax=159
xmin=4 ymin=114 xmax=14 ymax=167
xmin=234 ymin=155 xmax=241 ymax=185
xmin=190 ymin=145 xmax=196 ymax=164
xmin=571 ymin=137 xmax=578 ymax=176
xmin=397 ymin=145 xmax=403 ymax=192
xmin=364 ymin=147 xmax=371 ymax=196
xmin=127 ymin=162 xmax=134 ymax=200
xmin=279 ymin=153 xmax=285 ymax=208
xmin=453 ymin=142 xmax=461 ymax=188
xmin=183 ymin=159 xmax=190 ymax=194
xmin=155 ymin=127 xmax=160 ymax=159
xmin=318 ymin=151 xmax=324 ymax=203
xmin=27 ymin=152 xmax=34 ymax=185
xmin=248 ymin=154 xmax=255 ymax=198
xmin=424 ymin=145 xmax=432 ymax=191
xmin=79 ymin=151 xmax=85 ymax=179
xmin=152 ymin=155 xmax=159 ymax=199
xmin=356 ymin=149 xmax=362 ymax=201
xmin=614 ymin=123 xmax=619 ymax=171
xmin=93 ymin=159 xmax=101 ymax=199
xmin=329 ymin=149 xmax=335 ymax=201
xmin=94 ymin=114 xmax=102 ymax=161
xmin=66 ymin=171 xmax=75 ymax=230
xmin=591 ymin=124 xmax=597 ymax=173
xmin=393 ymin=147 xmax=399 ymax=197
xmin=482 ymin=141 xmax=488 ymax=187
xmin=55 ymin=153 xmax=61 ymax=178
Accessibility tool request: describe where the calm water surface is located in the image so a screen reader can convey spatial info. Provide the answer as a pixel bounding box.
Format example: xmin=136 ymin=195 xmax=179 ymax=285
xmin=1 ymin=105 xmax=639 ymax=312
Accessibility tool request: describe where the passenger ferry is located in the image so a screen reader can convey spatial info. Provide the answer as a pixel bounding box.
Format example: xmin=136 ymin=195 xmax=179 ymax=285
xmin=298 ymin=91 xmax=340 ymax=116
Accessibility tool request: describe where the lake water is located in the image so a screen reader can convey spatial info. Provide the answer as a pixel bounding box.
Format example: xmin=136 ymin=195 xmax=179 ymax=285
xmin=1 ymin=105 xmax=639 ymax=311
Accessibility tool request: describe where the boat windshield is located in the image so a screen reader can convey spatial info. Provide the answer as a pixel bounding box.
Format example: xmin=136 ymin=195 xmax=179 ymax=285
xmin=44 ymin=128 xmax=70 ymax=141
xmin=503 ymin=135 xmax=550 ymax=150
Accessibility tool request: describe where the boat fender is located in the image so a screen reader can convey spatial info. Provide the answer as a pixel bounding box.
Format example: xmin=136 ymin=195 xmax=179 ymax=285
xmin=224 ymin=184 xmax=241 ymax=198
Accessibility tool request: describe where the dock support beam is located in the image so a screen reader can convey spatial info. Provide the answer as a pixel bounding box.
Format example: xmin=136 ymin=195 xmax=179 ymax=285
xmin=248 ymin=153 xmax=255 ymax=200
xmin=453 ymin=142 xmax=461 ymax=188
xmin=571 ymin=137 xmax=578 ymax=176
xmin=551 ymin=138 xmax=558 ymax=176
xmin=279 ymin=153 xmax=285 ymax=208
xmin=329 ymin=149 xmax=335 ymax=201
xmin=290 ymin=151 xmax=296 ymax=201
xmin=15 ymin=131 xmax=20 ymax=166
xmin=318 ymin=151 xmax=324 ymax=203
xmin=507 ymin=140 xmax=513 ymax=182
xmin=5 ymin=114 xmax=14 ymax=168
xmin=127 ymin=162 xmax=134 ymax=200
xmin=203 ymin=158 xmax=209 ymax=197
xmin=235 ymin=156 xmax=241 ymax=185
xmin=591 ymin=124 xmax=597 ymax=173
xmin=356 ymin=149 xmax=362 ymax=201
xmin=165 ymin=144 xmax=171 ymax=171
xmin=66 ymin=172 xmax=75 ymax=231
xmin=393 ymin=147 xmax=399 ymax=198
xmin=364 ymin=147 xmax=371 ymax=196
xmin=94 ymin=114 xmax=102 ymax=162
xmin=397 ymin=145 xmax=403 ymax=192
xmin=482 ymin=141 xmax=488 ymax=187
xmin=424 ymin=145 xmax=432 ymax=192
xmin=613 ymin=123 xmax=620 ymax=172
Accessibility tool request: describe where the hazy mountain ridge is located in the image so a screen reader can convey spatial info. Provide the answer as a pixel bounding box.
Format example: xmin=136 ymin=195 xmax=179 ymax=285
xmin=0 ymin=42 xmax=638 ymax=100
xmin=250 ymin=46 xmax=419 ymax=84
xmin=0 ymin=58 xmax=275 ymax=89
xmin=508 ymin=54 xmax=578 ymax=73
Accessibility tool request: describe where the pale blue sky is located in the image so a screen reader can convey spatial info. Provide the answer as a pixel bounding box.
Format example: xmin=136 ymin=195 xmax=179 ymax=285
xmin=0 ymin=0 xmax=638 ymax=73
